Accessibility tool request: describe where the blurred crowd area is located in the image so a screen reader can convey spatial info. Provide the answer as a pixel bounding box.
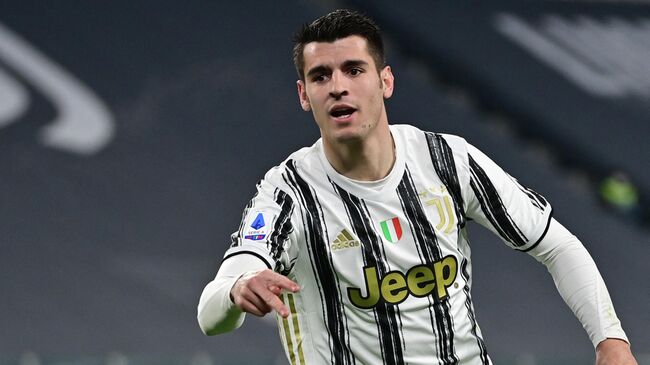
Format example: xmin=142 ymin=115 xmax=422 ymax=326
xmin=0 ymin=0 xmax=648 ymax=364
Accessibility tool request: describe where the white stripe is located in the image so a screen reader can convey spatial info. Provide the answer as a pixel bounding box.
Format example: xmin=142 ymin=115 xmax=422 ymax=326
xmin=387 ymin=220 xmax=398 ymax=242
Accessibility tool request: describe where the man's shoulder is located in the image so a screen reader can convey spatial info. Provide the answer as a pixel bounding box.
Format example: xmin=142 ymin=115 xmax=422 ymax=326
xmin=259 ymin=140 xmax=322 ymax=185
xmin=391 ymin=123 xmax=468 ymax=150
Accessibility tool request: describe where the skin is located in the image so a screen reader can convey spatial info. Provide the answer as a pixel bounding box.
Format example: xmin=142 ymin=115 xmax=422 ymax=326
xmin=231 ymin=35 xmax=394 ymax=317
xmin=297 ymin=35 xmax=395 ymax=181
xmin=230 ymin=35 xmax=638 ymax=365
xmin=596 ymin=338 xmax=638 ymax=365
xmin=230 ymin=269 xmax=298 ymax=318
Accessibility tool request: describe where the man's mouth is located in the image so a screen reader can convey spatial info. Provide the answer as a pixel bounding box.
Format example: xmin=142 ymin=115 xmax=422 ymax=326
xmin=329 ymin=106 xmax=357 ymax=119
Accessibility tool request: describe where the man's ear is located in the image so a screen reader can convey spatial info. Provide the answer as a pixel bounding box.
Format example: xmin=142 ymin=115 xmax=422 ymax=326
xmin=297 ymin=80 xmax=311 ymax=111
xmin=381 ymin=66 xmax=394 ymax=99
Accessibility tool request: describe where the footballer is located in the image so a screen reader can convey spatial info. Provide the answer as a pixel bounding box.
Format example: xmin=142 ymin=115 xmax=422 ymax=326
xmin=198 ymin=10 xmax=637 ymax=365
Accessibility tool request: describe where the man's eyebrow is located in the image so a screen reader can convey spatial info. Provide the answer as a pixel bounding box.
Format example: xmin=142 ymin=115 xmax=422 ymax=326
xmin=341 ymin=59 xmax=369 ymax=69
xmin=306 ymin=60 xmax=370 ymax=79
xmin=306 ymin=65 xmax=331 ymax=78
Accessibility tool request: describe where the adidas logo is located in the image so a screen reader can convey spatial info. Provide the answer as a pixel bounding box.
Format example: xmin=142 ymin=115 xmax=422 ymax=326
xmin=331 ymin=229 xmax=360 ymax=251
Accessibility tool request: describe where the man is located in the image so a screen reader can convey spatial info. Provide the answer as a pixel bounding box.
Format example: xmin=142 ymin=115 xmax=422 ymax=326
xmin=198 ymin=9 xmax=637 ymax=365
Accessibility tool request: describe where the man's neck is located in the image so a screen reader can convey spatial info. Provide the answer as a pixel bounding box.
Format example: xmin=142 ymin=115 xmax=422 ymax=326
xmin=322 ymin=122 xmax=395 ymax=181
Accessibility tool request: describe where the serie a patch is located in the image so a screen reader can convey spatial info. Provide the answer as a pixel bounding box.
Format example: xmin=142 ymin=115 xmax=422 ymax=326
xmin=243 ymin=211 xmax=274 ymax=241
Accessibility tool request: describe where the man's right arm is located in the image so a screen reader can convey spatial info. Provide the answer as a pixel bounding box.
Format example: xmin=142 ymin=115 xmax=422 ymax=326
xmin=197 ymin=253 xmax=300 ymax=335
xmin=197 ymin=253 xmax=266 ymax=335
xmin=198 ymin=170 xmax=301 ymax=335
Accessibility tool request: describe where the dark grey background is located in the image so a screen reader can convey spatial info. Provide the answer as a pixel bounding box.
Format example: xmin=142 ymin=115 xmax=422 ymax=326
xmin=0 ymin=1 xmax=647 ymax=364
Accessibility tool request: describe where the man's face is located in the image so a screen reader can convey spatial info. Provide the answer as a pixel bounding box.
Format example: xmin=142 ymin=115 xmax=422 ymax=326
xmin=297 ymin=35 xmax=394 ymax=144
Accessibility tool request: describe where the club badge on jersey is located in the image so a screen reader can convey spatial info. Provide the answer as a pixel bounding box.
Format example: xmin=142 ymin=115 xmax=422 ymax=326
xmin=243 ymin=211 xmax=274 ymax=242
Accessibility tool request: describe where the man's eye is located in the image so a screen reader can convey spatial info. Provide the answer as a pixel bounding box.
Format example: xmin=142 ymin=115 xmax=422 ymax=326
xmin=350 ymin=68 xmax=363 ymax=76
xmin=313 ymin=75 xmax=327 ymax=82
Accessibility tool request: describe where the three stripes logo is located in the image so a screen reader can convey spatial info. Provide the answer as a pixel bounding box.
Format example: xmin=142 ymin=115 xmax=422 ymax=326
xmin=279 ymin=293 xmax=305 ymax=365
xmin=331 ymin=228 xmax=360 ymax=251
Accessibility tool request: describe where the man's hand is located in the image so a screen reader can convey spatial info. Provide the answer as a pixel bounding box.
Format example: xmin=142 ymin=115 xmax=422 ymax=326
xmin=596 ymin=338 xmax=638 ymax=365
xmin=230 ymin=269 xmax=300 ymax=318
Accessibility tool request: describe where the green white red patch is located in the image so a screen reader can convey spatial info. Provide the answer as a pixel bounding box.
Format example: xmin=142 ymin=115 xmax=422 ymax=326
xmin=380 ymin=217 xmax=402 ymax=243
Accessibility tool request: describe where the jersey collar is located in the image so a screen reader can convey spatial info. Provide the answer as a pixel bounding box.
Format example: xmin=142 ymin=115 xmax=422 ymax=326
xmin=318 ymin=125 xmax=406 ymax=202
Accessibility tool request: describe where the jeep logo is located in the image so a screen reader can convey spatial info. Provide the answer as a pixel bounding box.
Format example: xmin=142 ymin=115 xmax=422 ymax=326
xmin=347 ymin=255 xmax=458 ymax=309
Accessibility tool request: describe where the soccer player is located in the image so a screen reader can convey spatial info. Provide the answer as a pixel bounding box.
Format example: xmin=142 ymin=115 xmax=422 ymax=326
xmin=198 ymin=9 xmax=638 ymax=365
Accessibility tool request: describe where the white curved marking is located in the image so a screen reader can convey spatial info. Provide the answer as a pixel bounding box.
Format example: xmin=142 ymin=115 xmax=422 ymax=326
xmin=495 ymin=13 xmax=650 ymax=99
xmin=0 ymin=22 xmax=114 ymax=154
xmin=494 ymin=13 xmax=624 ymax=97
xmin=0 ymin=66 xmax=29 ymax=127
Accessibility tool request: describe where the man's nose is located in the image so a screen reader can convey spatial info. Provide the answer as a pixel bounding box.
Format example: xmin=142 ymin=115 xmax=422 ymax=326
xmin=329 ymin=71 xmax=348 ymax=99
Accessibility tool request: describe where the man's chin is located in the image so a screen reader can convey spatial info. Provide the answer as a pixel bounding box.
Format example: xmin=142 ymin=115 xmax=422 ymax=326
xmin=320 ymin=121 xmax=370 ymax=145
xmin=330 ymin=130 xmax=364 ymax=144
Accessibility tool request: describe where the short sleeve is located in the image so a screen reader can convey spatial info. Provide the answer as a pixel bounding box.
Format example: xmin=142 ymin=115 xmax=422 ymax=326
xmin=464 ymin=144 xmax=553 ymax=252
xmin=224 ymin=177 xmax=300 ymax=275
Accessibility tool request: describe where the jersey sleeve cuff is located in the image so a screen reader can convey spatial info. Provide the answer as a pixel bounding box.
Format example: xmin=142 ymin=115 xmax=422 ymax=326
xmin=519 ymin=207 xmax=553 ymax=253
xmin=593 ymin=331 xmax=630 ymax=349
xmin=222 ymin=245 xmax=274 ymax=270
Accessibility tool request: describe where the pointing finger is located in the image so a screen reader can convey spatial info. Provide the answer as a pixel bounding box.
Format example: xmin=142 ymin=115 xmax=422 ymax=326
xmin=265 ymin=272 xmax=300 ymax=292
xmin=268 ymin=285 xmax=282 ymax=295
xmin=259 ymin=288 xmax=290 ymax=317
xmin=239 ymin=298 xmax=266 ymax=317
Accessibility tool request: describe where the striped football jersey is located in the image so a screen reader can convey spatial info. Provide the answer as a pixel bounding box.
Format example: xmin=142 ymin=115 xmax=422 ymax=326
xmin=224 ymin=124 xmax=552 ymax=365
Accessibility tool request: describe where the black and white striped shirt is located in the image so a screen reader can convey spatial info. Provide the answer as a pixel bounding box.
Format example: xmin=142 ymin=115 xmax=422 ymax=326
xmin=224 ymin=124 xmax=553 ymax=365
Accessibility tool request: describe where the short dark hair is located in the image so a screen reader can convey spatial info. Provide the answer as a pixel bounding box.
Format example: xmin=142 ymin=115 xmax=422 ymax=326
xmin=292 ymin=9 xmax=385 ymax=80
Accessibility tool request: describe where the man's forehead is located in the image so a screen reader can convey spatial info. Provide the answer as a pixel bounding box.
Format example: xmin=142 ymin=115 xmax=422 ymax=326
xmin=302 ymin=35 xmax=372 ymax=65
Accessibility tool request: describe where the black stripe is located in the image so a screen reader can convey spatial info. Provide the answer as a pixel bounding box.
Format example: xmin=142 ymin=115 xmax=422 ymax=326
xmin=469 ymin=154 xmax=528 ymax=247
xmin=332 ymin=181 xmax=405 ymax=365
xmin=523 ymin=184 xmax=548 ymax=208
xmin=397 ymin=167 xmax=458 ymax=365
xmin=520 ymin=209 xmax=554 ymax=253
xmin=333 ymin=182 xmax=389 ymax=363
xmin=281 ymin=172 xmax=332 ymax=358
xmin=519 ymin=187 xmax=543 ymax=210
xmin=222 ymin=251 xmax=272 ymax=269
xmin=510 ymin=175 xmax=548 ymax=211
xmin=359 ymin=200 xmax=409 ymax=359
xmin=459 ymin=258 xmax=490 ymax=365
xmin=267 ymin=190 xmax=294 ymax=269
xmin=285 ymin=160 xmax=354 ymax=365
xmin=425 ymin=133 xmax=466 ymax=229
xmin=469 ymin=175 xmax=515 ymax=244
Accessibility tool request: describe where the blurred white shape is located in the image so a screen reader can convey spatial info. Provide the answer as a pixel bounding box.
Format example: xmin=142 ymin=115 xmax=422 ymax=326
xmin=105 ymin=352 xmax=129 ymax=365
xmin=495 ymin=13 xmax=650 ymax=99
xmin=19 ymin=352 xmax=40 ymax=365
xmin=514 ymin=352 xmax=537 ymax=365
xmin=191 ymin=352 xmax=215 ymax=365
xmin=0 ymin=22 xmax=114 ymax=154
xmin=0 ymin=66 xmax=29 ymax=127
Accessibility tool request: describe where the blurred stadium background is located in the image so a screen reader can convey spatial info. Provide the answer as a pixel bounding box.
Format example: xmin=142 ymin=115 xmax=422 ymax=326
xmin=1 ymin=1 xmax=648 ymax=364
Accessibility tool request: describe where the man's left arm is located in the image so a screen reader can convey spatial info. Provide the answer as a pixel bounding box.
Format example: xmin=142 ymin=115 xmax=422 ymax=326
xmin=460 ymin=142 xmax=638 ymax=364
xmin=528 ymin=218 xmax=638 ymax=365
xmin=596 ymin=338 xmax=637 ymax=365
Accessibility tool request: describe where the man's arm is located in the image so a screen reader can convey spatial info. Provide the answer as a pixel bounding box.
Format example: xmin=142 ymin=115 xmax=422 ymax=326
xmin=197 ymin=253 xmax=265 ymax=335
xmin=197 ymin=253 xmax=300 ymax=335
xmin=458 ymin=142 xmax=637 ymax=363
xmin=528 ymin=218 xmax=637 ymax=364
xmin=229 ymin=269 xmax=299 ymax=317
xmin=596 ymin=339 xmax=637 ymax=365
xmin=198 ymin=168 xmax=301 ymax=335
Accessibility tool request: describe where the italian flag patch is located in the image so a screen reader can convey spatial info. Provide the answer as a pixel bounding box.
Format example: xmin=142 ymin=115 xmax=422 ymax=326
xmin=380 ymin=217 xmax=403 ymax=243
